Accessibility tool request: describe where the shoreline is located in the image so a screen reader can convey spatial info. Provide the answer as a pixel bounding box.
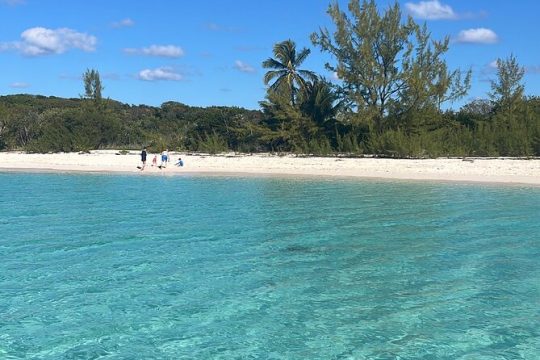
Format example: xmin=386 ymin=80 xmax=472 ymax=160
xmin=0 ymin=151 xmax=539 ymax=186
xmin=2 ymin=167 xmax=539 ymax=188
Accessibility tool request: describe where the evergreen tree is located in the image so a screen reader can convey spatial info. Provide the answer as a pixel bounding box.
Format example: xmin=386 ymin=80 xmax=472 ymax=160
xmin=311 ymin=0 xmax=470 ymax=132
xmin=82 ymin=69 xmax=103 ymax=104
xmin=489 ymin=54 xmax=525 ymax=113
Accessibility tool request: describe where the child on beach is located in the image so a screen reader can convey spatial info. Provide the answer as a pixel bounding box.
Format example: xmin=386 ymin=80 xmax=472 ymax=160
xmin=151 ymin=155 xmax=157 ymax=167
xmin=161 ymin=149 xmax=169 ymax=167
xmin=175 ymin=157 xmax=184 ymax=167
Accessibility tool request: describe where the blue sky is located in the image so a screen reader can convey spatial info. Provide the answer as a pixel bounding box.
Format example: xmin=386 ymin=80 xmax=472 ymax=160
xmin=1 ymin=0 xmax=539 ymax=110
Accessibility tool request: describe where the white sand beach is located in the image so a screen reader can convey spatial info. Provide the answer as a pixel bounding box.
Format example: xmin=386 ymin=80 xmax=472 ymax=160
xmin=0 ymin=151 xmax=538 ymax=185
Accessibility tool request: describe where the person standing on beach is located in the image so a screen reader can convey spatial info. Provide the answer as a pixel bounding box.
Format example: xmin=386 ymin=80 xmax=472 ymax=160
xmin=140 ymin=148 xmax=147 ymax=170
xmin=152 ymin=155 xmax=157 ymax=167
xmin=161 ymin=149 xmax=169 ymax=168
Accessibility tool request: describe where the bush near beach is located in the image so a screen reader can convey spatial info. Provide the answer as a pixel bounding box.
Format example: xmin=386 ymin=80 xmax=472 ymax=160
xmin=1 ymin=1 xmax=538 ymax=158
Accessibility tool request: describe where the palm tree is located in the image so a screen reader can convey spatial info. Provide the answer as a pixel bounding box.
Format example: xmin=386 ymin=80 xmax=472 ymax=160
xmin=263 ymin=40 xmax=318 ymax=107
xmin=300 ymin=79 xmax=342 ymax=128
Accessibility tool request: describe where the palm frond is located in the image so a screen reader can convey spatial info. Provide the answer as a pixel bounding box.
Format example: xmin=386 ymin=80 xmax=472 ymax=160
xmin=262 ymin=58 xmax=286 ymax=70
xmin=264 ymin=70 xmax=287 ymax=85
xmin=296 ymin=48 xmax=311 ymax=66
xmin=274 ymin=40 xmax=295 ymax=64
xmin=298 ymin=70 xmax=319 ymax=83
xmin=268 ymin=75 xmax=287 ymax=93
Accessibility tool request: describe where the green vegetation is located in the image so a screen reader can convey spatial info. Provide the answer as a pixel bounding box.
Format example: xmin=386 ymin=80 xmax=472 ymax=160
xmin=263 ymin=39 xmax=318 ymax=107
xmin=1 ymin=0 xmax=539 ymax=157
xmin=82 ymin=69 xmax=103 ymax=104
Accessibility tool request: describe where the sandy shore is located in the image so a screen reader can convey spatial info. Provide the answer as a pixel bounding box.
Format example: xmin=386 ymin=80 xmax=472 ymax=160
xmin=0 ymin=150 xmax=539 ymax=185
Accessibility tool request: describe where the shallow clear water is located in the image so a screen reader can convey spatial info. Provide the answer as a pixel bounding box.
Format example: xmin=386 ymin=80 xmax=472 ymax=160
xmin=0 ymin=172 xmax=539 ymax=359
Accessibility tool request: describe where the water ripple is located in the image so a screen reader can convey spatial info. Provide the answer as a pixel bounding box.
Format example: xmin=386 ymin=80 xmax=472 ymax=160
xmin=0 ymin=173 xmax=539 ymax=358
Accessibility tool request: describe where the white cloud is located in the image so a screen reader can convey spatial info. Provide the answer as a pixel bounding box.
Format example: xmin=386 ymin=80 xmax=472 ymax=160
xmin=102 ymin=73 xmax=121 ymax=80
xmin=526 ymin=65 xmax=540 ymax=74
xmin=487 ymin=60 xmax=540 ymax=75
xmin=235 ymin=45 xmax=264 ymax=52
xmin=405 ymin=0 xmax=456 ymax=20
xmin=479 ymin=61 xmax=499 ymax=81
xmin=204 ymin=23 xmax=238 ymax=32
xmin=124 ymin=45 xmax=184 ymax=58
xmin=1 ymin=0 xmax=25 ymax=6
xmin=205 ymin=23 xmax=221 ymax=31
xmin=455 ymin=28 xmax=498 ymax=44
xmin=58 ymin=73 xmax=82 ymax=80
xmin=234 ymin=60 xmax=255 ymax=73
xmin=9 ymin=82 xmax=30 ymax=88
xmin=138 ymin=67 xmax=183 ymax=81
xmin=111 ymin=18 xmax=135 ymax=28
xmin=1 ymin=27 xmax=97 ymax=56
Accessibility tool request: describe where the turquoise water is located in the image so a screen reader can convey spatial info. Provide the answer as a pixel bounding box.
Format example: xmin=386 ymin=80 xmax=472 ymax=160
xmin=0 ymin=172 xmax=539 ymax=359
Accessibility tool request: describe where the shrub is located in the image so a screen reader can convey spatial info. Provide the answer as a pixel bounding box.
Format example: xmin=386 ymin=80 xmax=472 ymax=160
xmin=197 ymin=132 xmax=228 ymax=154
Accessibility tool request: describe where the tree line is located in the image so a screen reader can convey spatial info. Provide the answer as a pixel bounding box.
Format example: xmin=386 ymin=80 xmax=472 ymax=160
xmin=1 ymin=0 xmax=539 ymax=157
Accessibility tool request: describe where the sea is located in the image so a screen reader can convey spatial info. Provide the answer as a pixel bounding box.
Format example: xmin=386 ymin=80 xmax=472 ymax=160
xmin=0 ymin=172 xmax=539 ymax=359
